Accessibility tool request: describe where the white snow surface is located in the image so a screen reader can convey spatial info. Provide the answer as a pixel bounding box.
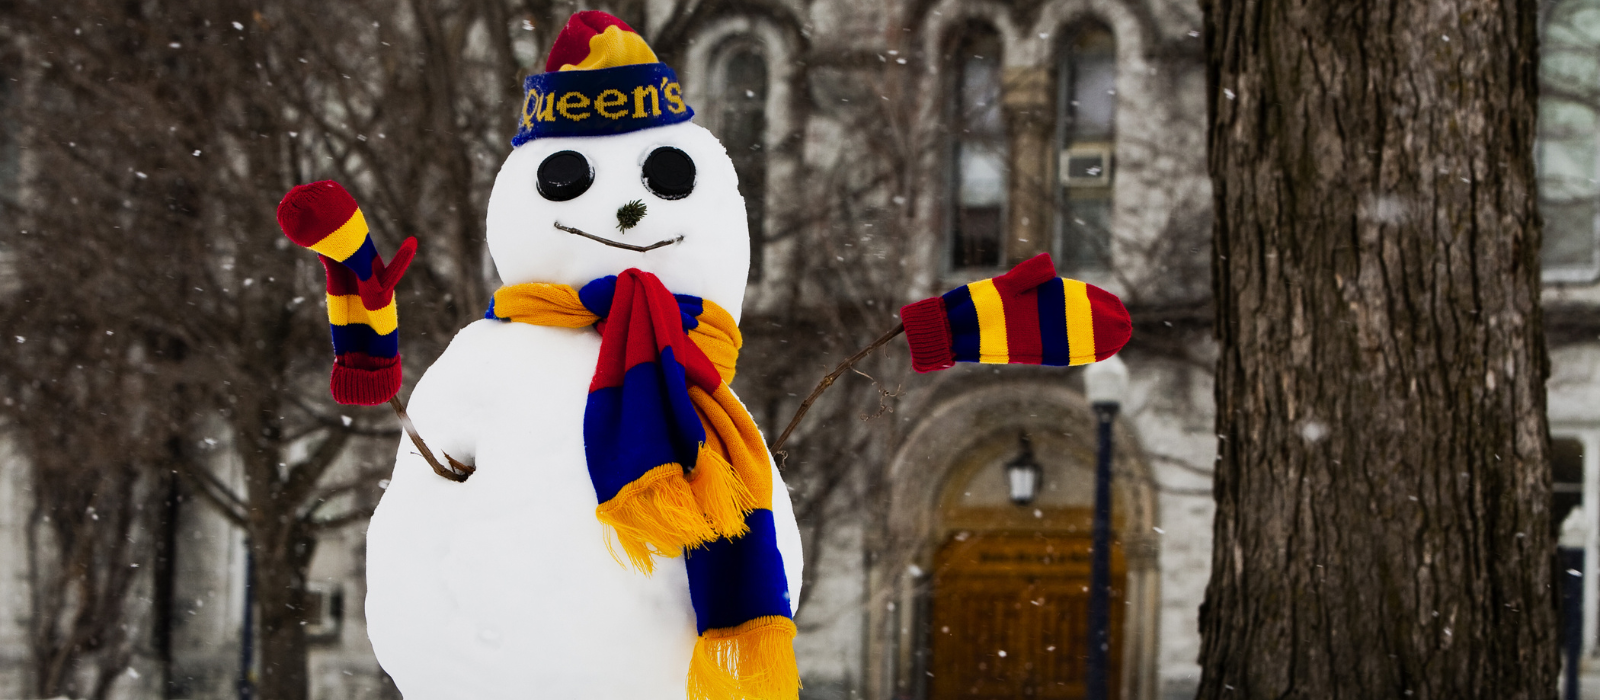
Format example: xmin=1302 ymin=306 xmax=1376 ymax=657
xmin=366 ymin=121 xmax=800 ymax=699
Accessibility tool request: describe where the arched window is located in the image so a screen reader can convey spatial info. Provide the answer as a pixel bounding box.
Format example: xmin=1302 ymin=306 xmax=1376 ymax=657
xmin=948 ymin=28 xmax=1006 ymax=270
xmin=1056 ymin=22 xmax=1117 ymax=272
xmin=1540 ymin=0 xmax=1600 ymax=281
xmin=712 ymin=42 xmax=770 ymax=281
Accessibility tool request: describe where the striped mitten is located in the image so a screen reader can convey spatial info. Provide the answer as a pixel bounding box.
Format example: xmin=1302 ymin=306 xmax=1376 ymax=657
xmin=277 ymin=181 xmax=416 ymax=405
xmin=900 ymin=253 xmax=1131 ymax=373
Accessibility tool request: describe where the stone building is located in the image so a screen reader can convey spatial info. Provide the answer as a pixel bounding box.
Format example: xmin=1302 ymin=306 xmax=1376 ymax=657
xmin=4 ymin=0 xmax=1600 ymax=699
xmin=695 ymin=2 xmax=1216 ymax=699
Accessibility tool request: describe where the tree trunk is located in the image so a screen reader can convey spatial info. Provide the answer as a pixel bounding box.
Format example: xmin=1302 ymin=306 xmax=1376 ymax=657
xmin=252 ymin=524 xmax=316 ymax=700
xmin=1197 ymin=1 xmax=1556 ymax=698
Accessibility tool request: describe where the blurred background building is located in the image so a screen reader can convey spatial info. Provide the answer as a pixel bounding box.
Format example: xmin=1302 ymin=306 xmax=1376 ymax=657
xmin=1 ymin=0 xmax=1598 ymax=699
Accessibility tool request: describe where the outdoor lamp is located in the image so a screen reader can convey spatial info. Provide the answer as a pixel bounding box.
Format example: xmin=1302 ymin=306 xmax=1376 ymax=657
xmin=1083 ymin=353 xmax=1128 ymax=700
xmin=1085 ymin=354 xmax=1130 ymax=410
xmin=1006 ymin=432 xmax=1042 ymax=506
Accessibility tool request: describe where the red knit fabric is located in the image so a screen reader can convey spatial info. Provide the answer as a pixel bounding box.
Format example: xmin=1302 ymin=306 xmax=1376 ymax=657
xmin=321 ymin=259 xmax=360 ymax=304
xmin=315 ymin=234 xmax=416 ymax=311
xmin=1087 ymin=284 xmax=1132 ymax=361
xmin=993 ymin=254 xmax=1056 ymax=364
xmin=278 ymin=181 xmax=358 ymax=248
xmin=588 ymin=269 xmax=723 ymax=394
xmin=364 ymin=238 xmax=416 ymax=309
xmin=992 ymin=253 xmax=1057 ymax=294
xmin=544 ymin=11 xmax=637 ymax=73
xmin=900 ymin=297 xmax=954 ymax=373
xmin=332 ymin=354 xmax=402 ymax=406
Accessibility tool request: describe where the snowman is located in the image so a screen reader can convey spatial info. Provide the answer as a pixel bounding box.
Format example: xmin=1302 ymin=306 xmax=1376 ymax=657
xmin=279 ymin=12 xmax=803 ymax=700
xmin=275 ymin=11 xmax=1135 ymax=700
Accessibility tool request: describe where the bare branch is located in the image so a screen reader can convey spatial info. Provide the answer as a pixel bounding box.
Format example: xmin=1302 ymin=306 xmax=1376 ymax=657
xmin=173 ymin=462 xmax=250 ymax=528
xmin=281 ymin=428 xmax=353 ymax=508
xmin=305 ymin=507 xmax=377 ymax=533
xmin=771 ymin=323 xmax=906 ymax=459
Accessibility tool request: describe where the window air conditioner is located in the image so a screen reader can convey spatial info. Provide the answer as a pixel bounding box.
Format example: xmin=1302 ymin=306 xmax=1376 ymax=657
xmin=304 ymin=582 xmax=345 ymax=642
xmin=1060 ymin=143 xmax=1114 ymax=188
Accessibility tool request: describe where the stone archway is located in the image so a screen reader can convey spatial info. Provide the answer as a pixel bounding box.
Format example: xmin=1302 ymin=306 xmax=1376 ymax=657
xmin=867 ymin=377 xmax=1158 ymax=700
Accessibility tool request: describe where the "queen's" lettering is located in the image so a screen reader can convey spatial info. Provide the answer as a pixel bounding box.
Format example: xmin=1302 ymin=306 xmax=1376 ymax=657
xmin=522 ymin=76 xmax=687 ymax=130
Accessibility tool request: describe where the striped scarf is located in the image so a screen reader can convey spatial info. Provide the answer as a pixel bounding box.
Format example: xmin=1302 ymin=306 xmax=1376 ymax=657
xmin=486 ymin=269 xmax=798 ymax=700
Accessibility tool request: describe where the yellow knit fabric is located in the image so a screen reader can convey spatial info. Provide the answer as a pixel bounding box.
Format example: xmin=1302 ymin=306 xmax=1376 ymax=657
xmin=491 ymin=283 xmax=597 ymax=328
xmin=559 ymin=24 xmax=660 ymax=71
xmin=491 ymin=282 xmax=768 ymax=566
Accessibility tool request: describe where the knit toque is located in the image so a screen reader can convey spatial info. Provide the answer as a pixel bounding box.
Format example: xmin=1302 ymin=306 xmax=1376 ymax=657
xmin=512 ymin=11 xmax=693 ymax=145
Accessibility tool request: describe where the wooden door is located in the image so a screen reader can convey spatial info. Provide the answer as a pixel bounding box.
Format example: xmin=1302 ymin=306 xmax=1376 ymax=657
xmin=929 ymin=533 xmax=1125 ymax=700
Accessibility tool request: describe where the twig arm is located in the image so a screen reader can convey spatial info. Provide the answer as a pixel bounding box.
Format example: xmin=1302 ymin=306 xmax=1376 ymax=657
xmin=388 ymin=396 xmax=474 ymax=482
xmin=770 ymin=323 xmax=905 ymax=459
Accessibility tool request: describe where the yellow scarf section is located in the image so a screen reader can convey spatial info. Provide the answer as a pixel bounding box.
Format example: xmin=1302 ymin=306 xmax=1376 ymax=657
xmin=491 ymin=282 xmax=798 ymax=700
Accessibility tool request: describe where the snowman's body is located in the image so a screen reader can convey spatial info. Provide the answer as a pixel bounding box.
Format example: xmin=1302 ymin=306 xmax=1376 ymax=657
xmin=365 ymin=121 xmax=803 ymax=698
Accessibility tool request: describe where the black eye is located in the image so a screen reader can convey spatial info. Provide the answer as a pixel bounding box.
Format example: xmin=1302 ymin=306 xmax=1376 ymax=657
xmin=537 ymin=150 xmax=593 ymax=202
xmin=641 ymin=147 xmax=695 ymax=200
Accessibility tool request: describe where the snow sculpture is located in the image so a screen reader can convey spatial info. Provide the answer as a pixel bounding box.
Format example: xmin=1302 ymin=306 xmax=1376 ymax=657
xmin=278 ymin=12 xmax=803 ymax=700
xmin=273 ymin=11 xmax=1134 ymax=700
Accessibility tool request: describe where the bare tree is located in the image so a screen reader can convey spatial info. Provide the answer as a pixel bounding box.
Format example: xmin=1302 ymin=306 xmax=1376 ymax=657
xmin=0 ymin=0 xmax=536 ymax=696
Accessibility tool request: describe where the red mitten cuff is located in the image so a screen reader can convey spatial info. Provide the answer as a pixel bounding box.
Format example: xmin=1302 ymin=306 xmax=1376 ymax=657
xmin=901 ymin=296 xmax=955 ymax=373
xmin=331 ymin=354 xmax=402 ymax=406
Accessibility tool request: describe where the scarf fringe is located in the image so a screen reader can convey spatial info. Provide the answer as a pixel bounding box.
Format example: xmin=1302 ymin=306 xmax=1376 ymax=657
xmin=689 ymin=385 xmax=773 ymax=509
xmin=596 ymin=463 xmax=716 ymax=574
xmin=688 ymin=616 xmax=801 ymax=700
xmin=690 ymin=446 xmax=756 ymax=539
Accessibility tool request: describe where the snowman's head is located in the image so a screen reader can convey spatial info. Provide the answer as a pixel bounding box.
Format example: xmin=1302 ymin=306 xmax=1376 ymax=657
xmin=487 ymin=122 xmax=749 ymax=320
xmin=486 ymin=11 xmax=750 ymax=320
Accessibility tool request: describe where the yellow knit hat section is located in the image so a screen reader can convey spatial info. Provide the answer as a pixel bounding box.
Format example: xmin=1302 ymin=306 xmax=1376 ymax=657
xmin=559 ymin=24 xmax=660 ymax=71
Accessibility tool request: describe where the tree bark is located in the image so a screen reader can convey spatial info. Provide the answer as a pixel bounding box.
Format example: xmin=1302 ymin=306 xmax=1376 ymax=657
xmin=1198 ymin=1 xmax=1556 ymax=698
xmin=253 ymin=527 xmax=316 ymax=700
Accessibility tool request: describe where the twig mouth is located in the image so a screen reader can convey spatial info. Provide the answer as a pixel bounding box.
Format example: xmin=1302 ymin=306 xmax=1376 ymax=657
xmin=555 ymin=222 xmax=682 ymax=252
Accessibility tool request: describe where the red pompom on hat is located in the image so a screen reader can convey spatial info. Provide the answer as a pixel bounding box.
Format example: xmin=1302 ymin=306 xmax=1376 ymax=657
xmin=544 ymin=11 xmax=643 ymax=72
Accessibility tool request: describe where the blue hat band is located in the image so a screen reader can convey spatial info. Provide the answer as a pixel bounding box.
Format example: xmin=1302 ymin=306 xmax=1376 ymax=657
xmin=513 ymin=63 xmax=695 ymax=146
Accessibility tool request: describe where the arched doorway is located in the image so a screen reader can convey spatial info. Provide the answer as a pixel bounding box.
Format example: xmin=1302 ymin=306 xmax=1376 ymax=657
xmin=870 ymin=378 xmax=1158 ymax=700
xmin=928 ymin=429 xmax=1127 ymax=699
